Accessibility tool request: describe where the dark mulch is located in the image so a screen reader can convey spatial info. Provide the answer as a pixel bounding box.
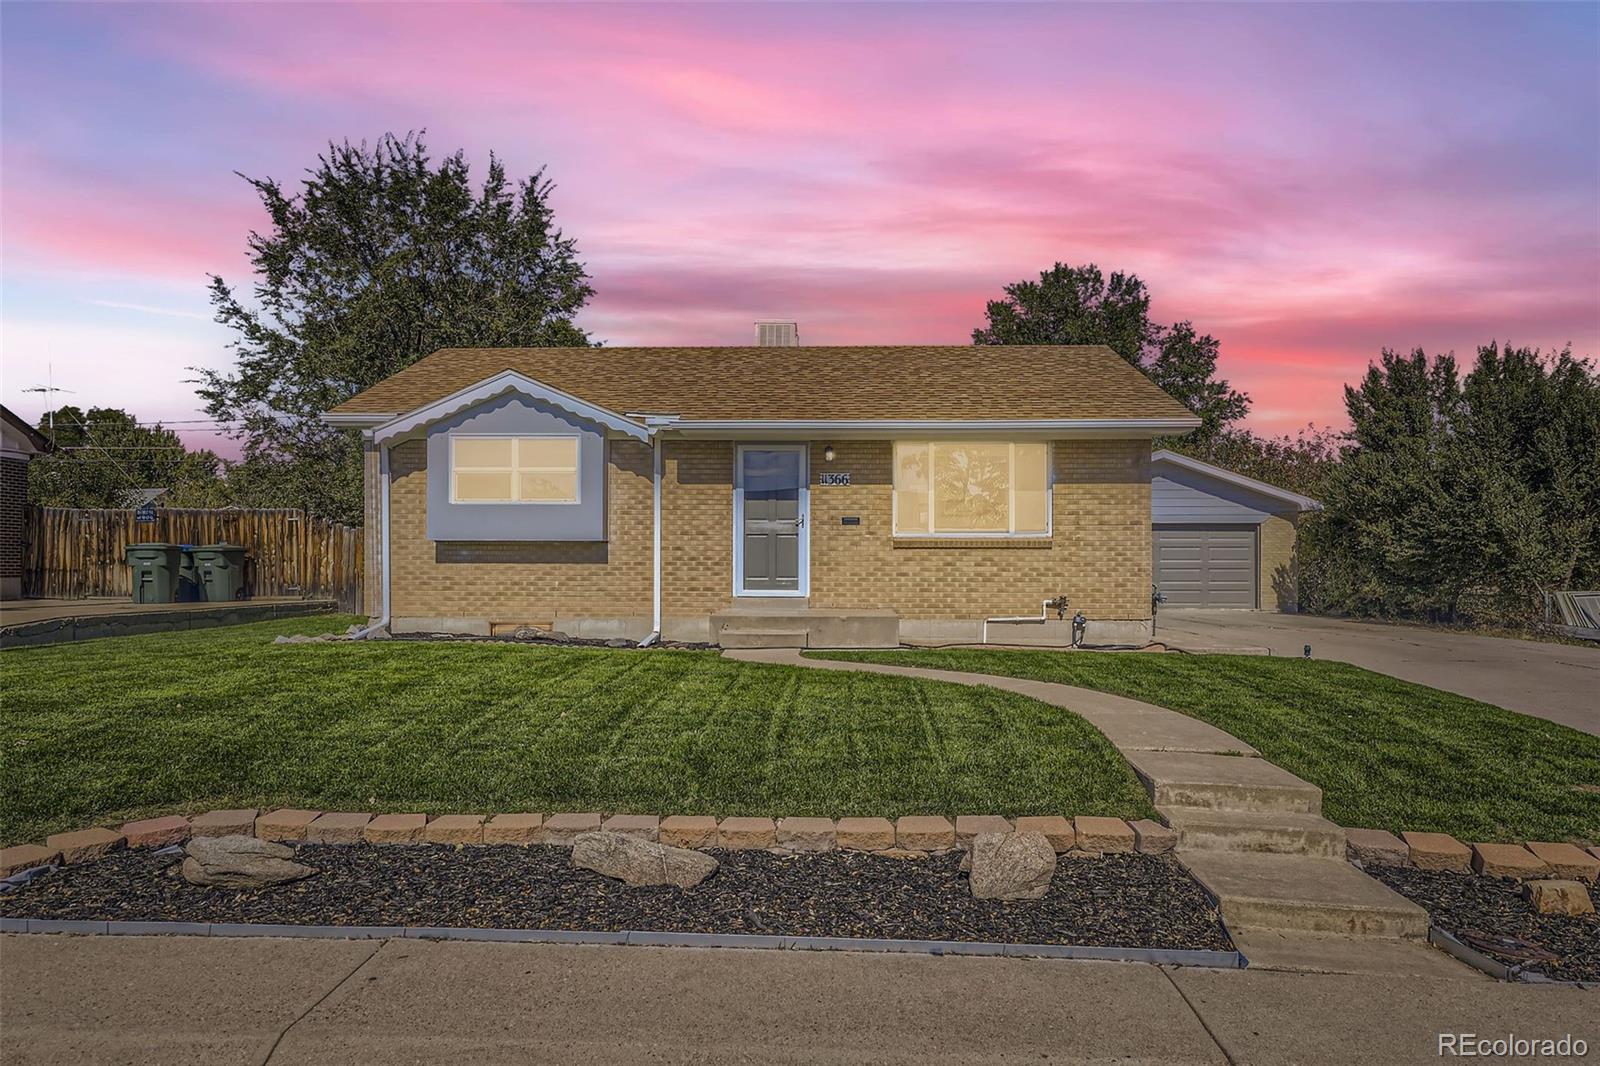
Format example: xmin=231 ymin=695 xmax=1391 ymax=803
xmin=1 ymin=845 xmax=1231 ymax=950
xmin=1367 ymin=865 xmax=1600 ymax=982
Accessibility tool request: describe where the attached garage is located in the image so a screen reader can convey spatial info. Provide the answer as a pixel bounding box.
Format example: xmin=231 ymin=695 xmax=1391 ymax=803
xmin=1151 ymin=450 xmax=1321 ymax=611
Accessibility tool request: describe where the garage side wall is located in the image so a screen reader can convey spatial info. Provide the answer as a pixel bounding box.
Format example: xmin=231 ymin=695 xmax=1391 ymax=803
xmin=1260 ymin=512 xmax=1301 ymax=613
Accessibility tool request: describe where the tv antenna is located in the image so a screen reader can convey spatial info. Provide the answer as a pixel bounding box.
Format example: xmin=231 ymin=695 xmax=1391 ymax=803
xmin=21 ymin=364 xmax=74 ymax=433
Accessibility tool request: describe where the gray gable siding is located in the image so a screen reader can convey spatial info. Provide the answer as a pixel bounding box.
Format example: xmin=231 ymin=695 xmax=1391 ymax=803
xmin=425 ymin=393 xmax=608 ymax=542
xmin=1152 ymin=464 xmax=1282 ymax=525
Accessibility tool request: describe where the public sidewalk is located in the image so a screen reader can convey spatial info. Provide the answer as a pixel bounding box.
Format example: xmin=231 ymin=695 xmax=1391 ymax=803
xmin=2 ymin=934 xmax=1594 ymax=1064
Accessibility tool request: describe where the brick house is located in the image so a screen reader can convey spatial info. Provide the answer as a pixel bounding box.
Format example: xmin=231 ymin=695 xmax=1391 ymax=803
xmin=326 ymin=335 xmax=1215 ymax=646
xmin=1 ymin=405 xmax=51 ymax=601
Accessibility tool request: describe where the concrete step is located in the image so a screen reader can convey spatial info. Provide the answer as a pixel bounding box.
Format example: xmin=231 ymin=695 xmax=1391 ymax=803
xmin=718 ymin=629 xmax=809 ymax=649
xmin=1159 ymin=807 xmax=1346 ymax=858
xmin=1180 ymin=851 xmax=1429 ymax=940
xmin=1124 ymin=751 xmax=1323 ymax=814
xmin=711 ymin=608 xmax=900 ymax=650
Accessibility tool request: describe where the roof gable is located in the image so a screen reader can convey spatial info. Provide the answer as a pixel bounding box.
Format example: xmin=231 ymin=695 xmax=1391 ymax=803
xmin=1151 ymin=450 xmax=1322 ymax=512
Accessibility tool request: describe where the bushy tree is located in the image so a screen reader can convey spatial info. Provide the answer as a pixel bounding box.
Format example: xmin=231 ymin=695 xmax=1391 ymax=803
xmin=1316 ymin=344 xmax=1599 ymax=622
xmin=973 ymin=263 xmax=1249 ymax=441
xmin=27 ymin=407 xmax=228 ymax=509
xmin=200 ymin=132 xmax=595 ymax=524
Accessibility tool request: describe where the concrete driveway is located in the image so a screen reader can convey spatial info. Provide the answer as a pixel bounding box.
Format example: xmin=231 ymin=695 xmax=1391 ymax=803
xmin=1153 ymin=610 xmax=1600 ymax=736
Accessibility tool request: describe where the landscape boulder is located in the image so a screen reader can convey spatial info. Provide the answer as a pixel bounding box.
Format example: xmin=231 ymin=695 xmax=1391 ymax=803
xmin=969 ymin=830 xmax=1056 ymax=900
xmin=182 ymin=835 xmax=316 ymax=888
xmin=571 ymin=831 xmax=719 ymax=889
xmin=1522 ymin=879 xmax=1594 ymax=917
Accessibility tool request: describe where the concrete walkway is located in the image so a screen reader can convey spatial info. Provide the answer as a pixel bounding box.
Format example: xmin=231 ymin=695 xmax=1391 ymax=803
xmin=1154 ymin=609 xmax=1600 ymax=736
xmin=3 ymin=934 xmax=1593 ymax=1065
xmin=731 ymin=649 xmax=1438 ymax=956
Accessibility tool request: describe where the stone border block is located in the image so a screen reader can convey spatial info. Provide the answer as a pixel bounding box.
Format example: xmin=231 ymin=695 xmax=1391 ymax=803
xmin=423 ymin=815 xmax=485 ymax=845
xmin=306 ymin=812 xmax=372 ymax=844
xmin=895 ymin=816 xmax=955 ymax=851
xmin=955 ymin=815 xmax=1014 ymax=846
xmin=1 ymin=845 xmax=60 ymax=877
xmin=776 ymin=817 xmax=837 ymax=852
xmin=189 ymin=810 xmax=259 ymax=838
xmin=484 ymin=813 xmax=543 ymax=845
xmin=718 ymin=817 xmax=777 ymax=850
xmin=602 ymin=814 xmax=660 ymax=841
xmin=834 ymin=817 xmax=895 ymax=851
xmin=1470 ymin=842 xmax=1549 ymax=880
xmin=45 ymin=828 xmax=125 ymax=865
xmin=1013 ymin=816 xmax=1075 ymax=853
xmin=1524 ymin=842 xmax=1600 ymax=882
xmin=1401 ymin=831 xmax=1471 ymax=872
xmin=896 ymin=813 xmax=953 ymax=845
xmin=1130 ymin=819 xmax=1176 ymax=855
xmin=363 ymin=813 xmax=427 ymax=844
xmin=1074 ymin=816 xmax=1134 ymax=854
xmin=1344 ymin=828 xmax=1409 ymax=867
xmin=659 ymin=816 xmax=718 ymax=849
xmin=121 ymin=815 xmax=190 ymax=849
xmin=257 ymin=809 xmax=322 ymax=842
xmin=541 ymin=813 xmax=602 ymax=845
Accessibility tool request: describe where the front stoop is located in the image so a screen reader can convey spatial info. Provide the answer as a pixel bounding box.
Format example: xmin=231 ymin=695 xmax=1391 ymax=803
xmin=1159 ymin=807 xmax=1346 ymax=859
xmin=718 ymin=628 xmax=810 ymax=650
xmin=1180 ymin=851 xmax=1429 ymax=940
xmin=712 ymin=608 xmax=900 ymax=650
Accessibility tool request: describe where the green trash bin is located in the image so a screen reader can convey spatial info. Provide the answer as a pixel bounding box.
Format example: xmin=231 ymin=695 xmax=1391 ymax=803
xmin=125 ymin=543 xmax=181 ymax=604
xmin=193 ymin=544 xmax=248 ymax=601
xmin=175 ymin=545 xmax=201 ymax=602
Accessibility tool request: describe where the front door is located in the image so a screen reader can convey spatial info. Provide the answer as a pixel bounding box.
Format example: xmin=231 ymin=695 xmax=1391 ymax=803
xmin=736 ymin=444 xmax=808 ymax=595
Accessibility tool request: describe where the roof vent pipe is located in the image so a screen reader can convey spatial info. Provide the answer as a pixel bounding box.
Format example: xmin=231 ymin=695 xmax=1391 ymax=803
xmin=755 ymin=321 xmax=799 ymax=347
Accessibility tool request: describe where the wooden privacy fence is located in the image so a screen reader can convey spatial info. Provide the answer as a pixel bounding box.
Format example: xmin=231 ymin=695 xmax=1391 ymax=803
xmin=22 ymin=507 xmax=363 ymax=612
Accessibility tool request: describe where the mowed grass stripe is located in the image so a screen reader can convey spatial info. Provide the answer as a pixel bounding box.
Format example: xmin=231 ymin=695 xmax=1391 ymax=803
xmin=810 ymin=648 xmax=1600 ymax=843
xmin=0 ymin=617 xmax=1153 ymax=845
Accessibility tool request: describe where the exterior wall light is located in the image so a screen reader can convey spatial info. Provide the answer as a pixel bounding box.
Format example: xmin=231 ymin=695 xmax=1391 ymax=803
xmin=823 ymin=444 xmax=836 ymax=462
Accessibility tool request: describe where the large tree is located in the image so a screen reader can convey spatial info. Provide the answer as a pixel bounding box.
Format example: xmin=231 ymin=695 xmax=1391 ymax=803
xmin=973 ymin=263 xmax=1249 ymax=441
xmin=200 ymin=132 xmax=595 ymax=524
xmin=1315 ymin=343 xmax=1599 ymax=622
xmin=28 ymin=407 xmax=228 ymax=509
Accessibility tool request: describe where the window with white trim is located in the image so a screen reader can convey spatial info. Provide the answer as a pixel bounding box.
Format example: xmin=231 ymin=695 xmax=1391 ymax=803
xmin=893 ymin=441 xmax=1050 ymax=535
xmin=450 ymin=435 xmax=580 ymax=503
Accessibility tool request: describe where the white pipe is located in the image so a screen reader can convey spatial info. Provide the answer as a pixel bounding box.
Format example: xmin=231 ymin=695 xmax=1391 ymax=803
xmin=352 ymin=441 xmax=391 ymax=639
xmin=640 ymin=431 xmax=663 ymax=647
xmin=981 ymin=600 xmax=1057 ymax=644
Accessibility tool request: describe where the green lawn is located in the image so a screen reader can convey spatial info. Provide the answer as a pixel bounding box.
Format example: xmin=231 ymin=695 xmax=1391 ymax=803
xmin=0 ymin=617 xmax=1153 ymax=846
xmin=808 ymin=649 xmax=1600 ymax=844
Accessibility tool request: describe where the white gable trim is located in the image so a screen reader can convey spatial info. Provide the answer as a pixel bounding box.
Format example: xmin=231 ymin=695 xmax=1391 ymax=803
xmin=1152 ymin=449 xmax=1322 ymax=512
xmin=368 ymin=371 xmax=651 ymax=444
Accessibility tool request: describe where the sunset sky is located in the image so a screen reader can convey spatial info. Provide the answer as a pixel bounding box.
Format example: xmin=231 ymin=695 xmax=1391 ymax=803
xmin=3 ymin=2 xmax=1596 ymax=454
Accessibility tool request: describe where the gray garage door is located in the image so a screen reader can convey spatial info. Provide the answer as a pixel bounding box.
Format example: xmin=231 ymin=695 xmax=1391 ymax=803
xmin=1154 ymin=526 xmax=1257 ymax=608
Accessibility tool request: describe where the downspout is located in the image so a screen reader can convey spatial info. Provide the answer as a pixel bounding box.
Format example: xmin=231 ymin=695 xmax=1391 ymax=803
xmin=352 ymin=440 xmax=391 ymax=639
xmin=638 ymin=429 xmax=664 ymax=647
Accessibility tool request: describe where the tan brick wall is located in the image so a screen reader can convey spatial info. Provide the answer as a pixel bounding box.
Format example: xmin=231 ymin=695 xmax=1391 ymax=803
xmin=1259 ymin=511 xmax=1301 ymax=612
xmin=387 ymin=437 xmax=654 ymax=623
xmin=809 ymin=440 xmax=1150 ymax=620
xmin=377 ymin=436 xmax=1154 ymax=625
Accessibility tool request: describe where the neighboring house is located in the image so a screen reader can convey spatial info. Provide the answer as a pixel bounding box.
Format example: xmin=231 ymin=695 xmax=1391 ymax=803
xmin=1 ymin=405 xmax=52 ymax=601
xmin=1150 ymin=449 xmax=1322 ymax=612
xmin=324 ymin=333 xmax=1204 ymax=647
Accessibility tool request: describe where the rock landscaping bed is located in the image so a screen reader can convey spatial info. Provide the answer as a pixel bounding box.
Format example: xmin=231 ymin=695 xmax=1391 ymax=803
xmin=1 ymin=843 xmax=1231 ymax=952
xmin=1366 ymin=865 xmax=1600 ymax=983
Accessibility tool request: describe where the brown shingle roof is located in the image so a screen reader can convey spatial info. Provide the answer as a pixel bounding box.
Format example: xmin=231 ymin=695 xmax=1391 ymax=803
xmin=328 ymin=345 xmax=1197 ymax=423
